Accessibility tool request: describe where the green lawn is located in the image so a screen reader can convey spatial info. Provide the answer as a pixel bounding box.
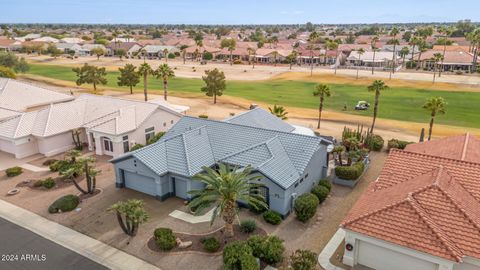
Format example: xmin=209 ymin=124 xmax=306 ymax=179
xmin=26 ymin=64 xmax=480 ymax=128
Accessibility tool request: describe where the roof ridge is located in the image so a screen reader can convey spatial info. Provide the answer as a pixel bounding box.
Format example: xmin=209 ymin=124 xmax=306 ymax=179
xmin=407 ymin=195 xmax=463 ymax=262
xmin=42 ymin=104 xmax=54 ymax=137
xmin=342 ymin=197 xmax=408 ymax=227
xmin=461 ymin=133 xmax=470 ymax=161
xmin=221 ymin=137 xmax=275 ymax=161
xmin=392 ymin=148 xmax=480 ymax=166
xmin=180 ymin=133 xmax=191 ymax=176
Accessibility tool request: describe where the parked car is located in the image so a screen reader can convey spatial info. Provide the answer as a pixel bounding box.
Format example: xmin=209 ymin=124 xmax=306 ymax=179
xmin=355 ymin=101 xmax=370 ymax=110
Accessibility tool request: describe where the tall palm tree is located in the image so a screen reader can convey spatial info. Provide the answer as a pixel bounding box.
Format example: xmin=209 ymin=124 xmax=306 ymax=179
xmin=356 ymin=48 xmax=365 ymax=79
xmin=399 ymin=47 xmax=410 ymax=68
xmin=138 ymin=63 xmax=154 ymax=101
xmin=188 ymin=164 xmax=267 ymax=237
xmin=327 ymin=41 xmax=339 ymax=75
xmin=431 ymin=53 xmax=444 ymax=83
xmin=308 ymin=32 xmax=319 ymax=76
xmin=163 ymin=48 xmax=169 ymax=62
xmin=268 ymin=104 xmax=288 ymax=120
xmin=408 ymin=36 xmax=419 ymax=66
xmin=155 ymin=64 xmax=175 ymax=100
xmin=389 ymin=27 xmax=400 ymax=75
xmin=247 ymin=47 xmax=256 ymax=69
xmin=313 ymin=84 xmax=331 ymax=129
xmin=367 ymin=80 xmax=389 ymax=133
xmin=423 ymin=97 xmax=447 ymax=141
xmin=438 ymin=26 xmax=453 ymax=77
xmin=370 ymin=36 xmax=379 ymax=75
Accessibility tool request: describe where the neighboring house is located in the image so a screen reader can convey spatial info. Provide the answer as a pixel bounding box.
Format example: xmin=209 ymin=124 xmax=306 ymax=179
xmin=142 ymin=45 xmax=179 ymax=59
xmin=79 ymin=44 xmax=107 ymax=56
xmin=106 ymin=42 xmax=142 ymax=58
xmin=0 ymin=39 xmax=22 ymax=51
xmin=342 ymin=133 xmax=480 ymax=270
xmin=111 ymin=109 xmax=331 ymax=217
xmin=0 ymin=89 xmax=183 ymax=159
xmin=60 ymin=37 xmax=84 ymax=44
xmin=346 ymin=51 xmax=401 ymax=70
xmin=55 ymin=43 xmax=82 ymax=54
xmin=32 ymin=36 xmax=59 ymax=43
xmin=254 ymin=48 xmax=291 ymax=64
xmin=14 ymin=33 xmax=41 ymax=42
xmin=418 ymin=50 xmax=478 ymax=72
xmin=381 ymin=44 xmax=419 ymax=59
xmin=147 ymin=98 xmax=190 ymax=114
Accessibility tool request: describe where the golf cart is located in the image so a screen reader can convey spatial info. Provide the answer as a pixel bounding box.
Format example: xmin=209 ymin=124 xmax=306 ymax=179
xmin=355 ymin=101 xmax=370 ymax=110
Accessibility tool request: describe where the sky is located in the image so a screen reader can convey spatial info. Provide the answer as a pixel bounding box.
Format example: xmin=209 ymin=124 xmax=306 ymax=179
xmin=1 ymin=0 xmax=479 ymax=25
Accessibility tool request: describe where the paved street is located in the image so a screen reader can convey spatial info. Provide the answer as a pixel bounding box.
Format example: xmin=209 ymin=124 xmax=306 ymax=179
xmin=0 ymin=217 xmax=108 ymax=270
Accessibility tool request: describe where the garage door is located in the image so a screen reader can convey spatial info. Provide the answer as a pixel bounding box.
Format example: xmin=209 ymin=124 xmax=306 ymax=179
xmin=174 ymin=178 xmax=188 ymax=199
xmin=123 ymin=170 xmax=157 ymax=196
xmin=358 ymin=241 xmax=437 ymax=270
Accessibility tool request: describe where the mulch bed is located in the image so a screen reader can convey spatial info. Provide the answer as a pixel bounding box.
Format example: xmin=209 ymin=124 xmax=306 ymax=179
xmin=78 ymin=188 xmax=102 ymax=200
xmin=147 ymin=225 xmax=267 ymax=254
xmin=16 ymin=176 xmax=85 ymax=191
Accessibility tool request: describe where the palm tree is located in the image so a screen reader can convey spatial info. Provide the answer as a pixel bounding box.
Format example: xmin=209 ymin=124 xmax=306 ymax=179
xmin=163 ymin=48 xmax=169 ymax=62
xmin=307 ymin=44 xmax=316 ymax=76
xmin=423 ymin=97 xmax=447 ymax=141
xmin=138 ymin=63 xmax=154 ymax=101
xmin=356 ymin=48 xmax=365 ymax=79
xmin=438 ymin=26 xmax=452 ymax=77
xmin=389 ymin=27 xmax=400 ymax=75
xmin=408 ymin=36 xmax=419 ymax=67
xmin=180 ymin=45 xmax=189 ymax=64
xmin=268 ymin=104 xmax=288 ymax=120
xmin=108 ymin=199 xmax=149 ymax=236
xmin=327 ymin=41 xmax=339 ymax=74
xmin=188 ymin=164 xmax=267 ymax=237
xmin=370 ymin=36 xmax=379 ymax=75
xmin=313 ymin=84 xmax=331 ymax=129
xmin=286 ymin=50 xmax=298 ymax=70
xmin=399 ymin=47 xmax=410 ymax=68
xmin=271 ymin=51 xmax=279 ymax=66
xmin=431 ymin=53 xmax=444 ymax=83
xmin=155 ymin=64 xmax=175 ymax=100
xmin=367 ymin=80 xmax=389 ymax=133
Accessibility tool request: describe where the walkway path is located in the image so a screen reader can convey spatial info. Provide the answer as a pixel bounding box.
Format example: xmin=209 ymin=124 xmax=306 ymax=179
xmin=318 ymin=228 xmax=347 ymax=270
xmin=169 ymin=208 xmax=214 ymax=224
xmin=20 ymin=163 xmax=49 ymax=172
xmin=0 ymin=199 xmax=160 ymax=270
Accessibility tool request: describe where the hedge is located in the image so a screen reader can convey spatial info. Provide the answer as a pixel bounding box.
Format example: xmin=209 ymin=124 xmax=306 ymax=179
xmin=335 ymin=162 xmax=365 ymax=180
xmin=154 ymin=228 xmax=177 ymax=251
xmin=223 ymin=241 xmax=258 ymax=270
xmin=387 ymin=139 xmax=413 ymax=151
xmin=48 ymin=195 xmax=79 ymax=213
xmin=130 ymin=144 xmax=145 ymax=151
xmin=247 ymin=235 xmax=285 ymax=265
xmin=311 ymin=185 xmax=329 ymax=203
xmin=294 ymin=193 xmax=319 ymax=222
xmin=6 ymin=166 xmax=23 ymax=177
xmin=318 ymin=179 xmax=332 ymax=191
xmin=263 ymin=210 xmax=282 ymax=225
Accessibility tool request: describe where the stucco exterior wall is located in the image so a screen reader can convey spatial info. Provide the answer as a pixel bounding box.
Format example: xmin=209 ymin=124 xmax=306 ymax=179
xmin=37 ymin=130 xmax=86 ymax=157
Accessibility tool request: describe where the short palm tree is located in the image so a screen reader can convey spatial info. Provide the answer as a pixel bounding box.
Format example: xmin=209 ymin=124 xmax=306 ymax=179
xmin=399 ymin=47 xmax=410 ymax=67
xmin=423 ymin=97 xmax=447 ymax=141
xmin=269 ymin=104 xmax=288 ymax=120
xmin=313 ymin=84 xmax=331 ymax=129
xmin=155 ymin=64 xmax=175 ymax=100
xmin=367 ymin=80 xmax=389 ymax=133
xmin=431 ymin=53 xmax=444 ymax=83
xmin=163 ymin=48 xmax=169 ymax=62
xmin=389 ymin=27 xmax=400 ymax=75
xmin=138 ymin=63 xmax=154 ymax=101
xmin=370 ymin=36 xmax=379 ymax=75
xmin=247 ymin=47 xmax=256 ymax=68
xmin=108 ymin=199 xmax=149 ymax=237
xmin=188 ymin=164 xmax=267 ymax=237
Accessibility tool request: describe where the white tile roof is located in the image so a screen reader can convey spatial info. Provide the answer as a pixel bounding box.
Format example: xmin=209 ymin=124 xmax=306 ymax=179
xmin=0 ymin=79 xmax=74 ymax=111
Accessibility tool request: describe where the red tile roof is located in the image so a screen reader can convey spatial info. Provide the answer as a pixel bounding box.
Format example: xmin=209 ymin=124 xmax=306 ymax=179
xmin=342 ymin=135 xmax=480 ymax=262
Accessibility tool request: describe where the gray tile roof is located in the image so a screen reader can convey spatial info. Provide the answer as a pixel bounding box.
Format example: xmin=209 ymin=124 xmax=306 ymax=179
xmin=224 ymin=107 xmax=295 ymax=133
xmin=113 ymin=116 xmax=327 ymax=189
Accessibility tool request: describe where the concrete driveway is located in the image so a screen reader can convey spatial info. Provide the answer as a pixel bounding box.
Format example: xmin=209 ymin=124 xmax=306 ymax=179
xmin=0 ymin=217 xmax=107 ymax=270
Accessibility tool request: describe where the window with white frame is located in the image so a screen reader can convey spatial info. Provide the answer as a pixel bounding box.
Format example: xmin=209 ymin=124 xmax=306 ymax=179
xmin=103 ymin=138 xmax=113 ymax=152
xmin=145 ymin=127 xmax=155 ymax=142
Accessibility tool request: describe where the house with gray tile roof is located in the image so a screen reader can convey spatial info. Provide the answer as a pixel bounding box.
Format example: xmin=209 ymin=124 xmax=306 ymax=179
xmin=111 ymin=115 xmax=331 ymax=217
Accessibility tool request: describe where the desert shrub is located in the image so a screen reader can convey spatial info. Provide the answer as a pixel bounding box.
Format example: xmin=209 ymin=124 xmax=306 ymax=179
xmin=168 ymin=53 xmax=175 ymax=59
xmin=198 ymin=114 xmax=208 ymax=119
xmin=249 ymin=197 xmax=268 ymax=214
xmin=203 ymin=51 xmax=213 ymax=60
xmin=42 ymin=159 xmax=58 ymax=166
xmin=365 ymin=134 xmax=384 ymax=151
xmin=290 ymin=249 xmax=317 ymax=270
xmin=48 ymin=195 xmax=79 ymax=213
xmin=247 ymin=235 xmax=285 ymax=265
xmin=130 ymin=144 xmax=144 ymax=151
xmin=294 ymin=193 xmax=319 ymax=222
xmin=0 ymin=66 xmax=16 ymax=79
xmin=147 ymin=132 xmax=165 ymax=145
xmin=233 ymin=59 xmax=242 ymax=64
xmin=311 ymin=185 xmax=329 ymax=203
xmin=49 ymin=160 xmax=71 ymax=172
xmin=202 ymin=237 xmax=220 ymax=252
xmin=42 ymin=177 xmax=56 ymax=189
xmin=6 ymin=166 xmax=23 ymax=177
xmin=223 ymin=241 xmax=258 ymax=270
xmin=318 ymin=179 xmax=332 ymax=191
xmin=263 ymin=210 xmax=282 ymax=225
xmin=335 ymin=162 xmax=365 ymax=180
xmin=387 ymin=139 xmax=413 ymax=151
xmin=240 ymin=220 xmax=257 ymax=233
xmin=406 ymin=61 xmax=416 ymax=69
xmin=154 ymin=228 xmax=176 ymax=251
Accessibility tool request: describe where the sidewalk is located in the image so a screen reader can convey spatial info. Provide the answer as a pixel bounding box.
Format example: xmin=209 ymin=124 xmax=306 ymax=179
xmin=318 ymin=228 xmax=347 ymax=270
xmin=0 ymin=199 xmax=160 ymax=270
